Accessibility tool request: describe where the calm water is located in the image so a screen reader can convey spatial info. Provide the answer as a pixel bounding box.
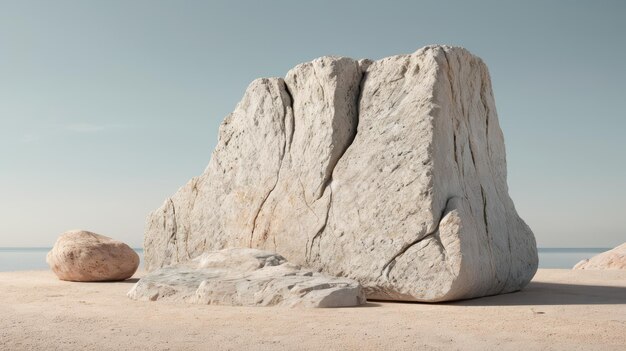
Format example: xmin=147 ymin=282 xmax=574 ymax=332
xmin=0 ymin=247 xmax=610 ymax=272
xmin=0 ymin=248 xmax=144 ymax=272
xmin=537 ymin=248 xmax=611 ymax=268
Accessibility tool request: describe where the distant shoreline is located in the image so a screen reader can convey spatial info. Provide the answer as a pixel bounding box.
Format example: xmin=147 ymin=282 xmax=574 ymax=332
xmin=0 ymin=247 xmax=614 ymax=271
xmin=0 ymin=247 xmax=144 ymax=251
xmin=0 ymin=247 xmax=612 ymax=251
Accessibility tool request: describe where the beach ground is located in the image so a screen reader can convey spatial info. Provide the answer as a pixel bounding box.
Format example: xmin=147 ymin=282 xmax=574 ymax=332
xmin=1 ymin=269 xmax=624 ymax=350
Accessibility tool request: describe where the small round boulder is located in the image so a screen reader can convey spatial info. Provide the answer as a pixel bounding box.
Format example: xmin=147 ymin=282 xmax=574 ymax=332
xmin=47 ymin=230 xmax=139 ymax=281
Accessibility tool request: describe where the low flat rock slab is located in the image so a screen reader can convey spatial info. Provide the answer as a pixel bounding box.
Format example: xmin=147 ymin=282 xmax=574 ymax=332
xmin=128 ymin=248 xmax=366 ymax=308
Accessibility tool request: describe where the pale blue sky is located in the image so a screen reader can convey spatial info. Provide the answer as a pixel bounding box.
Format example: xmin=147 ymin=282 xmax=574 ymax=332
xmin=1 ymin=1 xmax=624 ymax=248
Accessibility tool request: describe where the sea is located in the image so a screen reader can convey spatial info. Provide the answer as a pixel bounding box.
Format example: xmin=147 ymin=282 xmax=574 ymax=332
xmin=0 ymin=247 xmax=611 ymax=272
xmin=0 ymin=248 xmax=146 ymax=272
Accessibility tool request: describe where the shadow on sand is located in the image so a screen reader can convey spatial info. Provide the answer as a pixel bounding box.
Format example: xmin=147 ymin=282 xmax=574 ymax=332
xmin=447 ymin=281 xmax=626 ymax=306
xmin=369 ymin=281 xmax=626 ymax=306
xmin=76 ymin=278 xmax=141 ymax=284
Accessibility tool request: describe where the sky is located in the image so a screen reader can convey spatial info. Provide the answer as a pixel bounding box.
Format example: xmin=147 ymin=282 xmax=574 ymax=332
xmin=0 ymin=1 xmax=624 ymax=248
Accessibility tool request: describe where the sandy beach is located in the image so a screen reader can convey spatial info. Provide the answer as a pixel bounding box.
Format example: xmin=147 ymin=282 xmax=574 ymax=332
xmin=1 ymin=269 xmax=624 ymax=350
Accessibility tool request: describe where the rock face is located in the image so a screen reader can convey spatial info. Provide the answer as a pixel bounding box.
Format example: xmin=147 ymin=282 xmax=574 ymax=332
xmin=573 ymin=243 xmax=626 ymax=270
xmin=47 ymin=230 xmax=139 ymax=282
xmin=144 ymin=45 xmax=538 ymax=302
xmin=128 ymin=248 xmax=366 ymax=308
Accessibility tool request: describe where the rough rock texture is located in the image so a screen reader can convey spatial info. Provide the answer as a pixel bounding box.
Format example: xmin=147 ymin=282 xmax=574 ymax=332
xmin=47 ymin=230 xmax=139 ymax=281
xmin=573 ymin=243 xmax=626 ymax=270
xmin=144 ymin=45 xmax=538 ymax=302
xmin=128 ymin=248 xmax=366 ymax=307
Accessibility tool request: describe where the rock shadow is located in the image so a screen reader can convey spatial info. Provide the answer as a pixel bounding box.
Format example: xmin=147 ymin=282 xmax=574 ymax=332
xmin=448 ymin=281 xmax=626 ymax=306
xmin=368 ymin=282 xmax=626 ymax=306
xmin=72 ymin=278 xmax=140 ymax=284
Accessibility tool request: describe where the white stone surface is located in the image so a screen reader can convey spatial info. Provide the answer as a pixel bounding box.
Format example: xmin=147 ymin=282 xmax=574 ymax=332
xmin=144 ymin=45 xmax=538 ymax=302
xmin=47 ymin=230 xmax=139 ymax=281
xmin=574 ymin=243 xmax=626 ymax=270
xmin=128 ymin=248 xmax=366 ymax=308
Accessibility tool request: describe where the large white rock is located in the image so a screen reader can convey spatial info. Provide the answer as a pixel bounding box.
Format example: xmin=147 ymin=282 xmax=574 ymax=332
xmin=128 ymin=248 xmax=366 ymax=308
xmin=573 ymin=243 xmax=626 ymax=270
xmin=144 ymin=45 xmax=538 ymax=302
